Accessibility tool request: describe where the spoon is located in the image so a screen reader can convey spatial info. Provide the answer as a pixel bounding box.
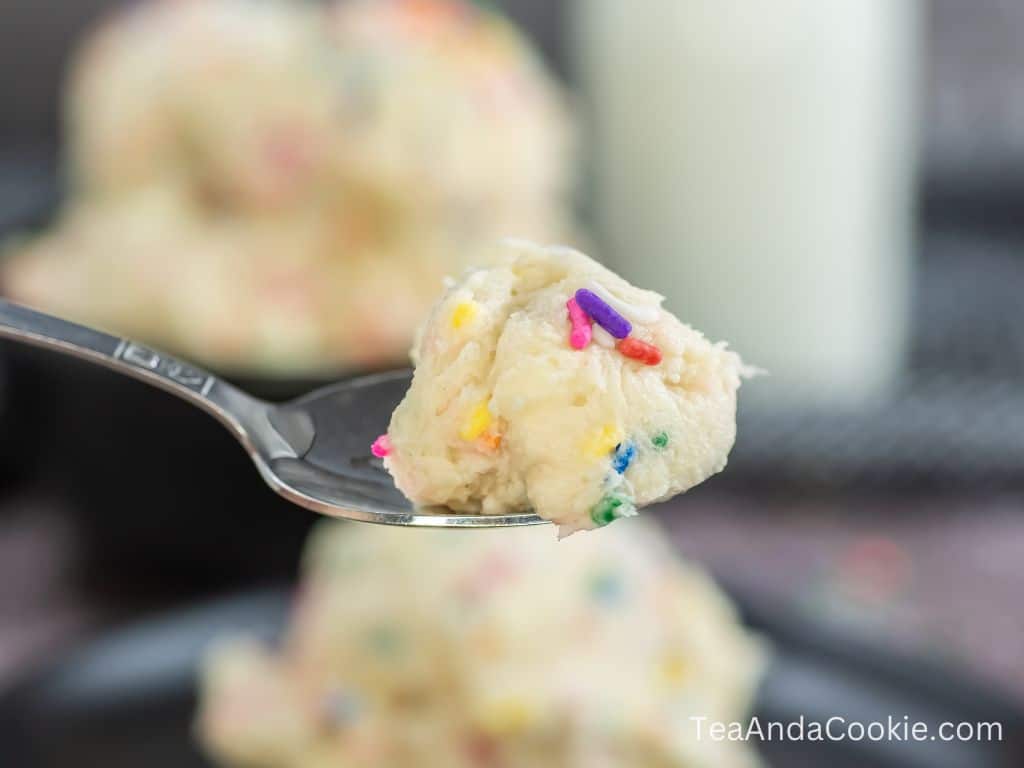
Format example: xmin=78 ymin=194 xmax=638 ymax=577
xmin=0 ymin=300 xmax=546 ymax=528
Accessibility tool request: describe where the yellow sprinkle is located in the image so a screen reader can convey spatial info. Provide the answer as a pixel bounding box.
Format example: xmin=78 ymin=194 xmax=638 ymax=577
xmin=660 ymin=653 xmax=690 ymax=685
xmin=460 ymin=400 xmax=492 ymax=441
xmin=480 ymin=698 xmax=533 ymax=735
xmin=582 ymin=424 xmax=623 ymax=458
xmin=450 ymin=300 xmax=478 ymax=330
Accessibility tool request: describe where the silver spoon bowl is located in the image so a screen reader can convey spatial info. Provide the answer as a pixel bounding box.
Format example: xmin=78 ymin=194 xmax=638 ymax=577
xmin=0 ymin=301 xmax=545 ymax=528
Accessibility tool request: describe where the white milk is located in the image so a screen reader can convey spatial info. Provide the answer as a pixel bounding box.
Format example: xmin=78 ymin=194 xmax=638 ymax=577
xmin=572 ymin=0 xmax=920 ymax=406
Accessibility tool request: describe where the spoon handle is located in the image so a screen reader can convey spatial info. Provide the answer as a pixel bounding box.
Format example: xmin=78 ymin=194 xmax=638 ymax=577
xmin=0 ymin=298 xmax=225 ymax=399
xmin=0 ymin=299 xmax=275 ymax=452
xmin=0 ymin=298 xmax=307 ymax=483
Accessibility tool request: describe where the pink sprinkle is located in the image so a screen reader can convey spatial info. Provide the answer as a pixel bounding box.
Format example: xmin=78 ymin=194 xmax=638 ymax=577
xmin=566 ymin=297 xmax=592 ymax=350
xmin=371 ymin=434 xmax=392 ymax=458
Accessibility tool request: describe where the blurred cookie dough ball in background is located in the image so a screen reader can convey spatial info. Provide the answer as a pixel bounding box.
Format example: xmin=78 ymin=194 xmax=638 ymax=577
xmin=66 ymin=0 xmax=335 ymax=213
xmin=198 ymin=520 xmax=764 ymax=768
xmin=3 ymin=0 xmax=576 ymax=375
xmin=324 ymin=0 xmax=574 ymax=241
xmin=2 ymin=184 xmax=205 ymax=345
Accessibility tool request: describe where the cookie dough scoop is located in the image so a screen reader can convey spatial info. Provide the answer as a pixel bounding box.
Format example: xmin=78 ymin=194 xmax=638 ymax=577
xmin=381 ymin=240 xmax=747 ymax=534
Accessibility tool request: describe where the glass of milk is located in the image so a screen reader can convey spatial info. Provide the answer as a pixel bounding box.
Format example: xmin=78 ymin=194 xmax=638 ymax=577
xmin=571 ymin=0 xmax=921 ymax=407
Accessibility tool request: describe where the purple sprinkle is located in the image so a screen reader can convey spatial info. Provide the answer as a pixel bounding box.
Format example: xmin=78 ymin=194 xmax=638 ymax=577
xmin=574 ymin=289 xmax=632 ymax=339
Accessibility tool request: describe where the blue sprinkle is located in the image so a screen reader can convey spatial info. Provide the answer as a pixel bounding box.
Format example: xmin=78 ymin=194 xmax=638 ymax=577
xmin=611 ymin=441 xmax=635 ymax=474
xmin=589 ymin=570 xmax=625 ymax=604
xmin=322 ymin=688 xmax=362 ymax=727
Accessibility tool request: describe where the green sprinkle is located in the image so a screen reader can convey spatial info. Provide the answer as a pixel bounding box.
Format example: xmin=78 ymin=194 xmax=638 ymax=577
xmin=366 ymin=624 xmax=404 ymax=656
xmin=651 ymin=431 xmax=669 ymax=450
xmin=590 ymin=496 xmax=623 ymax=527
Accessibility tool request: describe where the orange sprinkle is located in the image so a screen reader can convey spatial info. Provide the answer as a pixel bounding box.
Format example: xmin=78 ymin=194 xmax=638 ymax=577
xmin=617 ymin=337 xmax=662 ymax=365
xmin=479 ymin=433 xmax=502 ymax=451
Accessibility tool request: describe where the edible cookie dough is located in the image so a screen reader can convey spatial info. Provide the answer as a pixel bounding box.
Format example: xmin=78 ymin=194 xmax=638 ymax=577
xmin=198 ymin=520 xmax=764 ymax=768
xmin=378 ymin=240 xmax=746 ymax=533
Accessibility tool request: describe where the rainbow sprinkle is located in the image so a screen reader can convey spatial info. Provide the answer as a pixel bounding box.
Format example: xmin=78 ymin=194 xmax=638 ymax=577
xmin=583 ymin=423 xmax=623 ymax=458
xmin=568 ymin=284 xmax=664 ymax=366
xmin=450 ymin=300 xmax=478 ymax=330
xmin=651 ymin=431 xmax=669 ymax=450
xmin=371 ymin=433 xmax=392 ymax=458
xmin=611 ymin=441 xmax=636 ymax=474
xmin=480 ymin=698 xmax=533 ymax=735
xmin=479 ymin=432 xmax=502 ymax=451
xmin=617 ymin=336 xmax=662 ymax=365
xmin=574 ymin=288 xmax=631 ymax=339
xmin=589 ymin=569 xmax=625 ymax=604
xmin=590 ymin=494 xmax=633 ymax=527
xmin=366 ymin=624 xmax=404 ymax=656
xmin=460 ymin=400 xmax=492 ymax=441
xmin=565 ymin=297 xmax=592 ymax=350
xmin=322 ymin=689 xmax=362 ymax=728
xmin=660 ymin=652 xmax=690 ymax=685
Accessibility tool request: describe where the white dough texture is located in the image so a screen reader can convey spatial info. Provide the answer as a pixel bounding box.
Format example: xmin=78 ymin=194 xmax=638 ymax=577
xmin=384 ymin=240 xmax=745 ymax=533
